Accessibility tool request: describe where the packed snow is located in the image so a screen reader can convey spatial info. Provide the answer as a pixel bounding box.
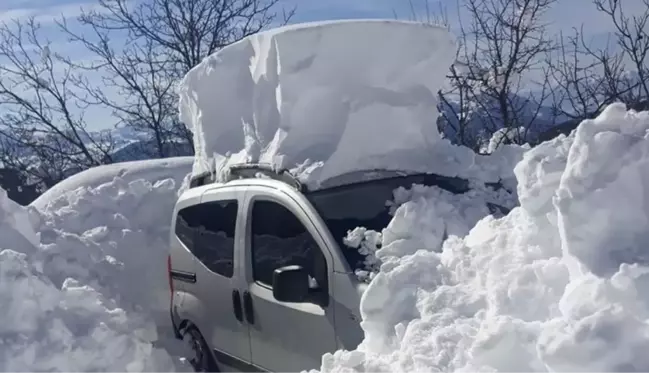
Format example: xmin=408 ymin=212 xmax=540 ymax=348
xmin=0 ymin=160 xmax=191 ymax=371
xmin=342 ymin=180 xmax=517 ymax=284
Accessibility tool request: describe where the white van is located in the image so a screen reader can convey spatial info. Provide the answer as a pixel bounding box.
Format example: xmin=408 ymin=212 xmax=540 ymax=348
xmin=168 ymin=164 xmax=471 ymax=372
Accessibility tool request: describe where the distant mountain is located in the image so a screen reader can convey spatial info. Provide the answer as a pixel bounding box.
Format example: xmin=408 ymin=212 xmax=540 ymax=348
xmin=0 ymin=127 xmax=193 ymax=204
xmin=109 ymin=138 xmax=193 ymax=162
xmin=437 ymin=92 xmax=569 ymax=150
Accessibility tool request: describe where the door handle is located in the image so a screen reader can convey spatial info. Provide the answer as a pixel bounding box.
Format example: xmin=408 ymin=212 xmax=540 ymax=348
xmin=232 ymin=290 xmax=243 ymax=322
xmin=243 ymin=291 xmax=254 ymax=325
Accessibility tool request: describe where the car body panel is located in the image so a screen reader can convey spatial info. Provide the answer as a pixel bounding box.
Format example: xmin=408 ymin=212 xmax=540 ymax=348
xmin=240 ymin=185 xmax=339 ymax=372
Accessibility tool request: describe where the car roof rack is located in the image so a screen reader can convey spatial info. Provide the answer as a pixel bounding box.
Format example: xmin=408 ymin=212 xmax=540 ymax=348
xmin=189 ymin=163 xmax=303 ymax=191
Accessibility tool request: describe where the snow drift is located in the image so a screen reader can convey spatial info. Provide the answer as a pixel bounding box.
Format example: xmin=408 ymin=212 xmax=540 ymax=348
xmin=321 ymin=103 xmax=649 ymax=372
xmin=0 ymin=161 xmax=191 ymax=371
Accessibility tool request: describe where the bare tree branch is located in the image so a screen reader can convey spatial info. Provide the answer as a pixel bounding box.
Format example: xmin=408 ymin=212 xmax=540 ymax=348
xmin=438 ymin=0 xmax=558 ymax=151
xmin=0 ymin=17 xmax=115 ymax=189
xmin=546 ymin=0 xmax=648 ymax=124
xmin=59 ymin=0 xmax=294 ymax=158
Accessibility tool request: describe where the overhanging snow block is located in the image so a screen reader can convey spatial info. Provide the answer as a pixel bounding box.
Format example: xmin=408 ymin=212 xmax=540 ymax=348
xmin=178 ymin=19 xmax=457 ymax=188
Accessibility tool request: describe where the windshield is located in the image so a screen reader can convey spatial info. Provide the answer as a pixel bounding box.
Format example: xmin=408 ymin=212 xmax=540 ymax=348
xmin=305 ymin=173 xmax=468 ymax=272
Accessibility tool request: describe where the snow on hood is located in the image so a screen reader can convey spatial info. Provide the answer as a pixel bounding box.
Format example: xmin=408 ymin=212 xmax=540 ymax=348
xmin=322 ymin=103 xmax=649 ymax=372
xmin=31 ymin=157 xmax=192 ymax=210
xmin=178 ymin=19 xmax=471 ymax=188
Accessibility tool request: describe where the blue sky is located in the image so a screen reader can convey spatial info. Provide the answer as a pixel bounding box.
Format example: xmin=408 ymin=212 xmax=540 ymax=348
xmin=0 ymin=0 xmax=645 ymax=130
xmin=1 ymin=0 xmax=642 ymax=63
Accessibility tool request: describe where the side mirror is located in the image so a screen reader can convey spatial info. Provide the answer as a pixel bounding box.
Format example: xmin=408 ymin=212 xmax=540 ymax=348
xmin=272 ymin=265 xmax=309 ymax=303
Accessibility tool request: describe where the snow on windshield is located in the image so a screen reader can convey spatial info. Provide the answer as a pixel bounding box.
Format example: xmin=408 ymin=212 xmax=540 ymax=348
xmin=178 ymin=19 xmax=498 ymax=189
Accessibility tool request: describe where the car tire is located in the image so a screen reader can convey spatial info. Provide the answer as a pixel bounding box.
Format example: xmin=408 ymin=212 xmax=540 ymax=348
xmin=182 ymin=325 xmax=219 ymax=372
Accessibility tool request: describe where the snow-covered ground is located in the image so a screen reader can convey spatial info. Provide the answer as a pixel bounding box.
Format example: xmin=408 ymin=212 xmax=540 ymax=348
xmin=320 ymin=103 xmax=649 ymax=372
xmin=1 ymin=159 xmax=192 ymax=371
xmin=2 ymin=19 xmax=649 ymax=372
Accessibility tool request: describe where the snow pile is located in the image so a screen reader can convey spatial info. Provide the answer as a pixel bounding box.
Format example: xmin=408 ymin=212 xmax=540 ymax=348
xmin=321 ymin=103 xmax=649 ymax=372
xmin=0 ymin=162 xmax=190 ymax=371
xmin=343 ymin=180 xmax=518 ymax=284
xmin=0 ymin=186 xmax=175 ymax=371
xmin=33 ymin=177 xmax=179 ymax=320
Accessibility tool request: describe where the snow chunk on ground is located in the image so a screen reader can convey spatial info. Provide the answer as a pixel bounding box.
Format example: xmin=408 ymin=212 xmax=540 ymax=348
xmin=321 ymin=103 xmax=649 ymax=372
xmin=0 ymin=183 xmax=176 ymax=371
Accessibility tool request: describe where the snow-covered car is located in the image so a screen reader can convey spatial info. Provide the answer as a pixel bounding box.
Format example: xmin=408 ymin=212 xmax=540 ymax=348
xmin=168 ymin=163 xmax=471 ymax=372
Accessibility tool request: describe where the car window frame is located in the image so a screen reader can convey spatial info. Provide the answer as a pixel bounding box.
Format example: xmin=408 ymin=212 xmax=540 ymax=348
xmin=175 ymin=199 xmax=238 ymax=278
xmin=245 ymin=192 xmax=330 ymax=305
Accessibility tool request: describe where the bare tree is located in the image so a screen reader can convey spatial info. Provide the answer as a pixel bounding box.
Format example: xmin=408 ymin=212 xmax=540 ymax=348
xmin=547 ymin=28 xmax=634 ymax=120
xmin=595 ymin=0 xmax=649 ymax=101
xmin=60 ymin=0 xmax=294 ymax=158
xmin=545 ymin=0 xmax=648 ymax=128
xmin=0 ymin=18 xmax=115 ymax=189
xmin=438 ymin=0 xmax=558 ymax=152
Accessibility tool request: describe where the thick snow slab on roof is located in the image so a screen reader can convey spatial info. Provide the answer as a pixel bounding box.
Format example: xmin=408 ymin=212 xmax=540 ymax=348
xmin=322 ymin=104 xmax=649 ymax=372
xmin=179 ymin=19 xmax=464 ymax=187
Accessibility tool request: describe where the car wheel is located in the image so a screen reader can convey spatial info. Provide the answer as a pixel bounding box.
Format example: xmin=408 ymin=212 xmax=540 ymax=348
xmin=182 ymin=325 xmax=218 ymax=372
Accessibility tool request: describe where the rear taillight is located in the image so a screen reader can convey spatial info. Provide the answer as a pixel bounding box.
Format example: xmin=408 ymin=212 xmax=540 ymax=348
xmin=167 ymin=254 xmax=174 ymax=296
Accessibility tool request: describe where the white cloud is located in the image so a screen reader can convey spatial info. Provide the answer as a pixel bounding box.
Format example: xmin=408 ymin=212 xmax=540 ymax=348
xmin=284 ymin=0 xmax=404 ymax=22
xmin=545 ymin=0 xmax=647 ymax=35
xmin=0 ymin=1 xmax=99 ymax=25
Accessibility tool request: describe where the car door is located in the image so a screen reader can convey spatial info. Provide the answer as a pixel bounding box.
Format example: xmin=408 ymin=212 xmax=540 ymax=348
xmin=185 ymin=188 xmax=252 ymax=368
xmin=242 ymin=187 xmax=338 ymax=372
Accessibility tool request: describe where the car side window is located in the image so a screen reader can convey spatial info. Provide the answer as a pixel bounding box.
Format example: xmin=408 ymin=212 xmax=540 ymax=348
xmin=250 ymin=200 xmax=327 ymax=293
xmin=175 ymin=200 xmax=237 ymax=278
